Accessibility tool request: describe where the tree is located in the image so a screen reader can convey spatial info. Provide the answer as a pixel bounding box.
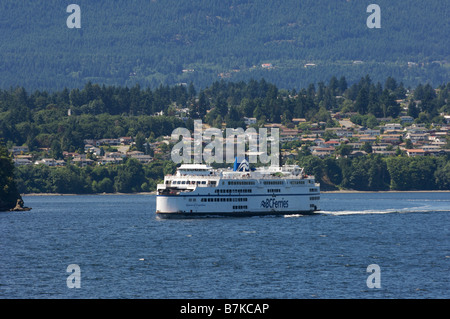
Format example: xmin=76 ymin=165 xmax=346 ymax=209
xmin=322 ymin=157 xmax=342 ymax=186
xmin=338 ymin=76 xmax=348 ymax=95
xmin=0 ymin=145 xmax=23 ymax=211
xmin=386 ymin=157 xmax=437 ymax=190
xmin=434 ymin=161 xmax=450 ymax=190
xmin=354 ymin=86 xmax=369 ymax=114
xmin=405 ymin=139 xmax=413 ymax=149
xmin=314 ymin=106 xmax=331 ymax=123
xmin=225 ymin=105 xmax=245 ymax=128
xmin=96 ymin=177 xmax=114 ymax=193
xmin=361 ymin=142 xmax=373 ymax=153
xmin=385 ymin=77 xmax=397 ymax=91
xmin=50 ymin=165 xmax=89 ymax=194
xmin=381 ymin=89 xmax=401 ymax=118
xmin=114 ymin=158 xmax=145 ymax=193
xmin=336 ymin=144 xmax=352 ymax=157
xmin=193 ymin=91 xmax=208 ymax=119
xmin=407 ymin=101 xmax=419 ymax=119
xmin=51 ymin=139 xmax=63 ymax=160
xmin=367 ymin=155 xmax=390 ymax=190
xmin=215 ymin=94 xmax=228 ymax=118
xmin=135 ymin=132 xmax=146 ymax=152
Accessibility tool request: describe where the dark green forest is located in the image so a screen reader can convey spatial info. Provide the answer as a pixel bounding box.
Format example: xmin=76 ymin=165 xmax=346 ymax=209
xmin=11 ymin=152 xmax=450 ymax=194
xmin=298 ymin=154 xmax=450 ymax=191
xmin=0 ymin=145 xmax=22 ymax=210
xmin=0 ymin=0 xmax=449 ymax=90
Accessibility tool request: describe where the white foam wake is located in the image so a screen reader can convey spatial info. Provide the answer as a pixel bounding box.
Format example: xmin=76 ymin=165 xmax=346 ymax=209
xmin=321 ymin=207 xmax=450 ymax=216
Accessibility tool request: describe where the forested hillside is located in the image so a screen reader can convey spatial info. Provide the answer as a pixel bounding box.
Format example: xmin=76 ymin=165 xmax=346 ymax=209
xmin=0 ymin=0 xmax=448 ymax=90
xmin=2 ymin=76 xmax=449 ymax=193
xmin=1 ymin=76 xmax=449 ymax=151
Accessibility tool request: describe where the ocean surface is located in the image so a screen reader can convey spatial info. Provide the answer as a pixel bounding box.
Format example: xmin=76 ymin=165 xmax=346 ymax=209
xmin=1 ymin=192 xmax=449 ymax=299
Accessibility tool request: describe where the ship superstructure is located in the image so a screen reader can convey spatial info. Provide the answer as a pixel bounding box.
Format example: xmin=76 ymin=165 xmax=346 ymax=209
xmin=156 ymin=159 xmax=320 ymax=218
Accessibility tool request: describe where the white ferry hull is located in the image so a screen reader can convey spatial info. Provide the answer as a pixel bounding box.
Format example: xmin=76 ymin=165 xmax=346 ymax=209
xmin=156 ymin=210 xmax=317 ymax=219
xmin=156 ymin=193 xmax=320 ymax=218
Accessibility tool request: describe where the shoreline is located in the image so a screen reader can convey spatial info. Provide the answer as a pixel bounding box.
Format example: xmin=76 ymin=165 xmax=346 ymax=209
xmin=22 ymin=192 xmax=157 ymax=196
xmin=322 ymin=190 xmax=450 ymax=193
xmin=22 ymin=190 xmax=450 ymax=196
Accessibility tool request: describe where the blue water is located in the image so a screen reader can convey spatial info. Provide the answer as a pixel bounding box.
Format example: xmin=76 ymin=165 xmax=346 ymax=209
xmin=1 ymin=192 xmax=449 ymax=299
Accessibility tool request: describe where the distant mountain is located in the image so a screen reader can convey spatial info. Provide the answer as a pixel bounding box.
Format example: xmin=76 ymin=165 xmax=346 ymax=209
xmin=0 ymin=0 xmax=448 ymax=90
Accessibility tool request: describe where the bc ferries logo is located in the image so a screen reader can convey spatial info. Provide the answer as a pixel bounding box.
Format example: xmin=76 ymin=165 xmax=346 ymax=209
xmin=260 ymin=198 xmax=289 ymax=209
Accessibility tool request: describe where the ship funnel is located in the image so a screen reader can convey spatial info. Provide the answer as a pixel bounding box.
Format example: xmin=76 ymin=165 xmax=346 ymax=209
xmin=233 ymin=157 xmax=250 ymax=172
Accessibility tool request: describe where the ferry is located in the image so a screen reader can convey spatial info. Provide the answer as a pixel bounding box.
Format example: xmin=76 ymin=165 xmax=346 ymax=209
xmin=156 ymin=158 xmax=320 ymax=218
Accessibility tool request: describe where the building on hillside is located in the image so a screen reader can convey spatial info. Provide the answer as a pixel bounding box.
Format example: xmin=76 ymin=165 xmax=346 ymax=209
xmin=405 ymin=149 xmax=426 ymax=157
xmin=98 ymin=138 xmax=121 ymax=146
xmin=292 ymin=118 xmax=307 ymax=125
xmin=120 ymin=137 xmax=133 ymax=145
xmin=13 ymin=158 xmax=33 ymax=166
xmin=405 ymin=133 xmax=429 ymax=143
xmin=97 ymin=157 xmax=123 ymax=165
xmin=380 ymin=134 xmax=402 ymax=144
xmin=400 ymin=116 xmax=414 ymax=124
xmin=35 ymin=158 xmax=66 ymax=167
xmin=71 ymin=157 xmax=94 ymax=167
xmin=8 ymin=146 xmax=29 ymax=155
xmin=310 ymin=146 xmax=335 ymax=158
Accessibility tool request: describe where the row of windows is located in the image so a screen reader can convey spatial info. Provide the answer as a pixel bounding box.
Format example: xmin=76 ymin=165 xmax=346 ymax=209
xmin=172 ymin=179 xmax=312 ymax=187
xmin=201 ymin=197 xmax=248 ymax=202
xmin=233 ymin=205 xmax=248 ymax=210
xmin=309 ymin=188 xmax=319 ymax=192
xmin=263 ymin=181 xmax=284 ymax=185
xmin=214 ymin=189 xmax=252 ymax=193
xmin=228 ymin=181 xmax=256 ymax=185
xmin=172 ymin=180 xmax=207 ymax=185
xmin=310 ymin=196 xmax=320 ymax=201
xmin=268 ymin=189 xmax=281 ymax=193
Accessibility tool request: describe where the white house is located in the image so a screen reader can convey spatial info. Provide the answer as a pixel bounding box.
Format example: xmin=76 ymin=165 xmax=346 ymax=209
xmin=383 ymin=123 xmax=402 ymax=131
xmin=71 ymin=157 xmax=94 ymax=167
xmin=13 ymin=158 xmax=32 ymax=166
